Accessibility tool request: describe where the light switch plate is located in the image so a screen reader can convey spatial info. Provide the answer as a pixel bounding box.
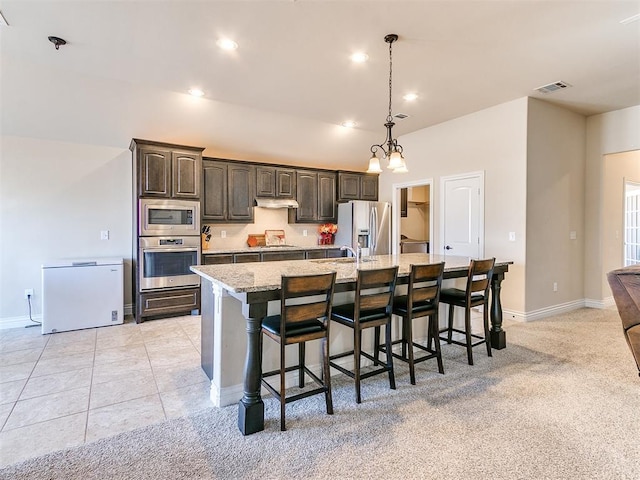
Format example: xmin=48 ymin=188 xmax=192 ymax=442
xmin=508 ymin=232 xmax=516 ymax=242
xmin=569 ymin=231 xmax=577 ymax=240
xmin=100 ymin=230 xmax=109 ymax=240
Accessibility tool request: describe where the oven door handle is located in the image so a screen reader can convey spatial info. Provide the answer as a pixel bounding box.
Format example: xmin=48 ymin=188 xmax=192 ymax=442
xmin=141 ymin=247 xmax=198 ymax=254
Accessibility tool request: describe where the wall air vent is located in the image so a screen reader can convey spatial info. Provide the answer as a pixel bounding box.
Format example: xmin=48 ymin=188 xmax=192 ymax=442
xmin=394 ymin=113 xmax=409 ymax=120
xmin=534 ymin=81 xmax=572 ymax=94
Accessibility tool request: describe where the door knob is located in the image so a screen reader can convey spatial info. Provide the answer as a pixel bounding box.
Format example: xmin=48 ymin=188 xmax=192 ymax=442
xmin=445 ymin=245 xmax=453 ymax=250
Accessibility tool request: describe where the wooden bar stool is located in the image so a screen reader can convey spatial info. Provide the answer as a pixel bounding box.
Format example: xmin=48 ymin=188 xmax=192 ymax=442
xmin=329 ymin=266 xmax=399 ymax=404
xmin=439 ymin=258 xmax=495 ymax=366
xmin=377 ymin=262 xmax=445 ymax=384
xmin=261 ymin=271 xmax=337 ymax=431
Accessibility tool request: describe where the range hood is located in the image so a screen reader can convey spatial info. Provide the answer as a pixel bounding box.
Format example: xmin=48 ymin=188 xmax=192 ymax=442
xmin=254 ymin=198 xmax=299 ymax=209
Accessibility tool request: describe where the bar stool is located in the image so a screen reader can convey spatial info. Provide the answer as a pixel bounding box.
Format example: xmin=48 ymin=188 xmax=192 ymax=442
xmin=377 ymin=262 xmax=445 ymax=384
xmin=261 ymin=271 xmax=337 ymax=431
xmin=439 ymin=258 xmax=495 ymax=366
xmin=329 ymin=266 xmax=399 ymax=404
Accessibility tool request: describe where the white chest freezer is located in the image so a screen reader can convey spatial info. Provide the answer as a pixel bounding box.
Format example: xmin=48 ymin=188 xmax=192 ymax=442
xmin=42 ymin=258 xmax=124 ymax=334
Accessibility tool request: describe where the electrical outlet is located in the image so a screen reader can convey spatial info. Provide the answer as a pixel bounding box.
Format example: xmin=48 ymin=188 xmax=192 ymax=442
xmin=553 ymin=282 xmax=558 ymax=292
xmin=221 ymin=230 xmax=226 ymax=238
xmin=303 ymin=230 xmax=308 ymax=237
xmin=24 ymin=288 xmax=34 ymax=299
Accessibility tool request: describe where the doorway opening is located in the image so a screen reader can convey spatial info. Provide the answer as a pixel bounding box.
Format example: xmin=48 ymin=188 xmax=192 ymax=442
xmin=391 ymin=179 xmax=433 ymax=255
xmin=624 ymin=180 xmax=640 ymax=266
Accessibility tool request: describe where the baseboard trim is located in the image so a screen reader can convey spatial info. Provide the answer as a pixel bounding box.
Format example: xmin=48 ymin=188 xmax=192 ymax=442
xmin=584 ymin=296 xmax=615 ymax=309
xmin=0 ymin=304 xmax=134 ymax=331
xmin=503 ymin=299 xmax=586 ymax=322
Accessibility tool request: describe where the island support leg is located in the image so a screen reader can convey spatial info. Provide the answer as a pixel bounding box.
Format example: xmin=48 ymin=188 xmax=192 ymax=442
xmin=490 ymin=271 xmax=506 ymax=350
xmin=238 ymin=302 xmax=267 ymax=435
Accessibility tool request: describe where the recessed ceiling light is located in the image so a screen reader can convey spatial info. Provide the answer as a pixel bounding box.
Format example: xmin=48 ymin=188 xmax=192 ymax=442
xmin=351 ymin=52 xmax=369 ymax=63
xmin=217 ymin=38 xmax=238 ymax=51
xmin=403 ymin=93 xmax=418 ymax=101
xmin=620 ymin=13 xmax=640 ymax=24
xmin=188 ymin=88 xmax=205 ymax=97
xmin=342 ymin=121 xmax=357 ymax=128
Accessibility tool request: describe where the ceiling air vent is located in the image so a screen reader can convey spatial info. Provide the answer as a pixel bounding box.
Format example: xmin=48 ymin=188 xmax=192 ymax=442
xmin=534 ymin=81 xmax=572 ymax=94
xmin=394 ymin=113 xmax=409 ymax=120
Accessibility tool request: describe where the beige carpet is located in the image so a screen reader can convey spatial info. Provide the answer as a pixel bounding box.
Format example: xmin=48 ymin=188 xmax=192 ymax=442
xmin=1 ymin=307 xmax=638 ymax=479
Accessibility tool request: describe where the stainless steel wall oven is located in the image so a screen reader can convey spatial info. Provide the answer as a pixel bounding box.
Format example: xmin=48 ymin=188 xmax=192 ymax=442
xmin=138 ymin=236 xmax=201 ymax=291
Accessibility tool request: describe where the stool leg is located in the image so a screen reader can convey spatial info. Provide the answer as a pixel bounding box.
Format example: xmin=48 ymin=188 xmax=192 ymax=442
xmin=373 ymin=326 xmax=381 ymax=366
xmin=354 ymin=329 xmax=362 ymax=404
xmin=405 ymin=316 xmax=416 ymax=385
xmin=322 ymin=336 xmax=333 ymax=414
xmin=401 ymin=318 xmax=408 ymax=359
xmin=483 ymin=304 xmax=492 ymax=358
xmin=299 ymin=342 xmax=306 ymax=388
xmin=385 ymin=321 xmax=396 ymax=390
xmin=280 ymin=341 xmax=286 ymax=431
xmin=447 ymin=304 xmax=454 ymax=343
xmin=464 ymin=307 xmax=474 ymax=366
xmin=431 ymin=313 xmax=445 ymax=374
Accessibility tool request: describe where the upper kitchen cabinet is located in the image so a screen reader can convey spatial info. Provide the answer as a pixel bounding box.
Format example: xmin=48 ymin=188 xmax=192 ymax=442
xmin=289 ymin=170 xmax=336 ymax=224
xmin=202 ymin=159 xmax=255 ymax=223
xmin=256 ymin=166 xmax=295 ymax=198
xmin=130 ymin=139 xmax=204 ymax=199
xmin=337 ymin=172 xmax=379 ymax=202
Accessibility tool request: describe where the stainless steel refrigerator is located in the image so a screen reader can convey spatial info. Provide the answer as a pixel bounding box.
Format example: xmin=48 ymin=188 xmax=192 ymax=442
xmin=334 ymin=201 xmax=391 ymax=256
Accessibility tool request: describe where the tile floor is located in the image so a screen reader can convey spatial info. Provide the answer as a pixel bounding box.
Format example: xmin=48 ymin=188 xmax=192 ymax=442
xmin=0 ymin=315 xmax=212 ymax=467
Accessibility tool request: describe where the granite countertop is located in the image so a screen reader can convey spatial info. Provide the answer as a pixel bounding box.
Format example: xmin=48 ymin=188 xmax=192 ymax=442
xmin=202 ymin=245 xmax=342 ymax=255
xmin=191 ymin=253 xmax=512 ymax=294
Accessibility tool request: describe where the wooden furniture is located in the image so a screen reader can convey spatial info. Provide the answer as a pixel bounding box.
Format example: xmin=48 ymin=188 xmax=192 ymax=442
xmin=131 ymin=139 xmax=203 ymax=199
xmin=380 ymin=262 xmax=445 ymax=384
xmin=191 ymin=253 xmax=511 ymax=435
xmin=202 ymin=248 xmax=345 ymax=265
xmin=289 ymin=170 xmax=337 ymax=224
xmin=130 ymin=139 xmax=205 ymax=322
xmin=256 ymin=166 xmax=295 ymax=198
xmin=439 ymin=258 xmax=495 ymax=366
xmin=202 ymin=159 xmax=255 ymax=223
xmin=261 ymin=272 xmax=337 ymax=430
xmin=337 ymin=172 xmax=379 ymax=202
xmin=330 ymin=266 xmax=399 ymax=403
xmin=607 ymin=265 xmax=640 ymax=377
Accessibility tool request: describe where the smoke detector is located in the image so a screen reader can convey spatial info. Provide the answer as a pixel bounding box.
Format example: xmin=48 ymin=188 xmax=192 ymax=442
xmin=534 ymin=81 xmax=572 ymax=94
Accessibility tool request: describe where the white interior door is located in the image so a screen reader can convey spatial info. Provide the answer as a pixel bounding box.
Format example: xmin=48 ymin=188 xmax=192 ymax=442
xmin=440 ymin=172 xmax=484 ymax=258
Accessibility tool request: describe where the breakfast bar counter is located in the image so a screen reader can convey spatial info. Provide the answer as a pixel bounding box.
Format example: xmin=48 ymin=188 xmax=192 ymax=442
xmin=191 ymin=253 xmax=511 ymax=435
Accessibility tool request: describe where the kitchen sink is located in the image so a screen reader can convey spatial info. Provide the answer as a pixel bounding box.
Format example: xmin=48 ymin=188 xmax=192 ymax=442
xmin=311 ymin=257 xmax=377 ymax=264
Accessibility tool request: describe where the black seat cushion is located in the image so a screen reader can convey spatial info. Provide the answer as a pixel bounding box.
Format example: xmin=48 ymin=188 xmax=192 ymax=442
xmin=262 ymin=315 xmax=324 ymax=337
xmin=440 ymin=288 xmax=485 ymax=306
xmin=392 ymin=295 xmax=436 ymax=315
xmin=331 ymin=304 xmax=388 ymax=324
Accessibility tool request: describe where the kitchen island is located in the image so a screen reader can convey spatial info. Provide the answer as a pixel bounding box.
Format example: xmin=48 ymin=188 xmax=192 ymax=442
xmin=191 ymin=253 xmax=511 ymax=435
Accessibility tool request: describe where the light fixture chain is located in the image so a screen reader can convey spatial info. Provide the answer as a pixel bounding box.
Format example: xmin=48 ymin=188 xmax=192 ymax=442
xmin=388 ymin=38 xmax=393 ymax=121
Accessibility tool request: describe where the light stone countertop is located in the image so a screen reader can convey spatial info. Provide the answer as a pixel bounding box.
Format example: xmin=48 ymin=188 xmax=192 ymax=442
xmin=191 ymin=253 xmax=512 ymax=294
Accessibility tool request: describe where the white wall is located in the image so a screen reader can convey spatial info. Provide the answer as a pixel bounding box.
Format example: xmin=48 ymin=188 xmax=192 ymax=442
xmin=0 ymin=136 xmax=132 ymax=327
xmin=379 ymin=98 xmax=529 ymax=315
xmin=525 ymin=98 xmax=586 ymax=313
xmin=585 ymin=105 xmax=640 ymax=304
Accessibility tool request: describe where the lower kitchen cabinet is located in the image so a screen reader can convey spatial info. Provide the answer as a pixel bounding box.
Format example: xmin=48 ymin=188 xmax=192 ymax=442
xmin=261 ymin=251 xmax=305 ymax=262
xmin=234 ymin=252 xmax=261 ymax=263
xmin=137 ymin=287 xmax=200 ymax=321
xmin=203 ymin=254 xmax=234 ymax=265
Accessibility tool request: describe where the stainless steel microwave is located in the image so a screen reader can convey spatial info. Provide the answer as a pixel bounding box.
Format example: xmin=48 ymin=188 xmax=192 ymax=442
xmin=139 ymin=199 xmax=200 ymax=237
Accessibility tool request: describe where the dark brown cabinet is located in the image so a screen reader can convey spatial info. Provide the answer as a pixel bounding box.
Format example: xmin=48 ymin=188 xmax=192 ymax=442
xmin=400 ymin=188 xmax=408 ymax=217
xmin=290 ymin=170 xmax=336 ymax=224
xmin=202 ymin=248 xmax=346 ymax=264
xmin=132 ymin=139 xmax=203 ymax=199
xmin=256 ymin=166 xmax=295 ymax=198
xmin=202 ymin=160 xmax=255 ymax=223
xmin=337 ymin=172 xmax=379 ymax=202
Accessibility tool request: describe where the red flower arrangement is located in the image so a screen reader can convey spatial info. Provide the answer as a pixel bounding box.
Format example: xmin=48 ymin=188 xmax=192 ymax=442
xmin=318 ymin=223 xmax=338 ymax=244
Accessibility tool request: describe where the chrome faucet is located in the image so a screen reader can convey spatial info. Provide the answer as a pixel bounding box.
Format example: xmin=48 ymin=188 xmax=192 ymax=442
xmin=341 ymin=245 xmax=362 ymax=261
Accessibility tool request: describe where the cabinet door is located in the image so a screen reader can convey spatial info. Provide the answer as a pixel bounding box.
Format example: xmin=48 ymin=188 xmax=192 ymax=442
xmin=203 ymin=254 xmax=233 ymax=265
xmin=261 ymin=251 xmax=305 ymax=262
xmin=139 ymin=147 xmax=171 ymax=197
xmin=172 ymin=152 xmax=200 ymax=198
xmin=256 ymin=166 xmax=275 ymax=197
xmin=360 ymin=174 xmax=379 ymax=201
xmin=305 ymin=250 xmax=326 ymax=259
xmin=276 ymin=169 xmax=295 ymax=197
xmin=228 ymin=164 xmax=255 ymax=222
xmin=400 ymin=188 xmax=408 ymax=217
xmin=294 ymin=171 xmax=318 ymax=223
xmin=202 ymin=161 xmax=227 ymax=221
xmin=318 ymin=172 xmax=337 ymax=223
xmin=338 ymin=172 xmax=360 ymax=201
xmin=234 ymin=253 xmax=261 ymax=263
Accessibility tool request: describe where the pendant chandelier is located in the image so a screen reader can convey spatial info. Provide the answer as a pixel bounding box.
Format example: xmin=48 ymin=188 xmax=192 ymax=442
xmin=367 ymin=34 xmax=408 ymax=174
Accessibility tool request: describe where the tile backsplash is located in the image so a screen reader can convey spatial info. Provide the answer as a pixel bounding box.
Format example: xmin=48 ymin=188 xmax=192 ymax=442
xmin=203 ymin=208 xmax=324 ymax=249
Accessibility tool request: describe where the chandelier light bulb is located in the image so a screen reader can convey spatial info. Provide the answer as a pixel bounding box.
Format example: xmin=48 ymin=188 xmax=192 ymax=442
xmin=387 ymin=151 xmax=403 ymax=170
xmin=367 ymin=154 xmax=383 ymax=174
